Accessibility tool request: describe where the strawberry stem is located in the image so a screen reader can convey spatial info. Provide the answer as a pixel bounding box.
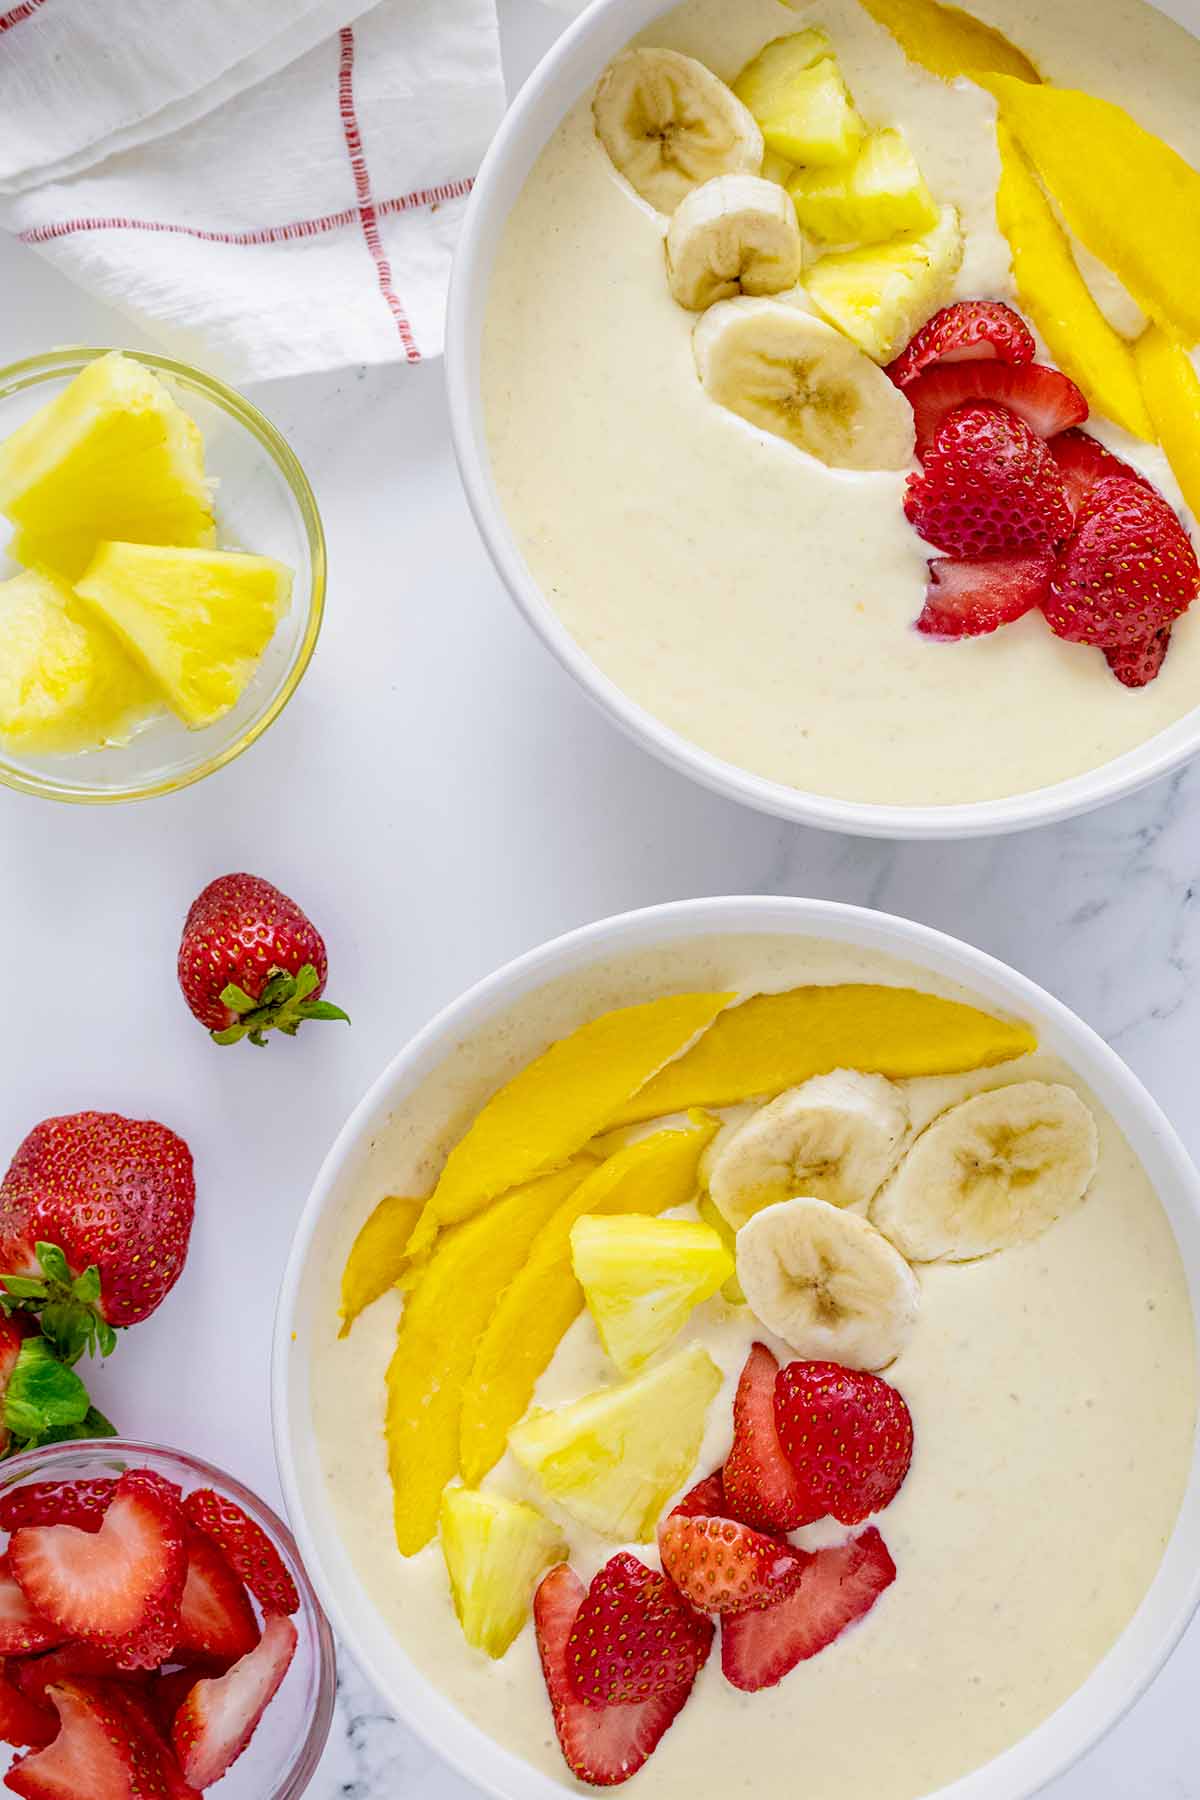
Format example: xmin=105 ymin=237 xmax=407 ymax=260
xmin=211 ymin=962 xmax=350 ymax=1047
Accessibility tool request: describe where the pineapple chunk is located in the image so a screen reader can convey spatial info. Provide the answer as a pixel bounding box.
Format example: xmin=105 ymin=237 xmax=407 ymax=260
xmin=439 ymin=1488 xmax=566 ymax=1659
xmin=1135 ymin=325 xmax=1200 ymax=521
xmin=507 ymin=1344 xmax=722 ymax=1542
xmin=75 ymin=542 xmax=291 ymax=730
xmin=0 ymin=352 xmax=214 ymax=581
xmin=788 ymin=130 xmax=939 ymax=245
xmin=761 ymin=147 xmax=797 ymax=187
xmin=735 ymin=34 xmax=865 ymax=168
xmin=570 ymin=1214 xmax=732 ymax=1372
xmin=805 ymin=204 xmax=963 ymax=362
xmin=696 ymin=1196 xmax=747 ymax=1305
xmin=0 ymin=569 xmax=157 ymax=753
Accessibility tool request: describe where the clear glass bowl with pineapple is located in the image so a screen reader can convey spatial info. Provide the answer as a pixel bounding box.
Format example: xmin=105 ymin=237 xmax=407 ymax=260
xmin=0 ymin=348 xmax=325 ymax=804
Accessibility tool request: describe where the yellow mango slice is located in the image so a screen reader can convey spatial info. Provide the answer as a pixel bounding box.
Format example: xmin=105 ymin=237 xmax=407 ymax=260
xmin=386 ymin=1160 xmax=594 ymax=1556
xmin=608 ymin=985 xmax=1037 ymax=1125
xmin=406 ymin=991 xmax=733 ymax=1258
xmin=994 ymin=125 xmax=1153 ymax=440
xmin=1135 ymin=325 xmax=1200 ymax=520
xmin=459 ymin=1119 xmax=717 ymax=1488
xmin=981 ymin=75 xmax=1200 ymax=346
xmin=856 ymin=0 xmax=1038 ymax=83
xmin=338 ymin=1195 xmax=425 ymax=1338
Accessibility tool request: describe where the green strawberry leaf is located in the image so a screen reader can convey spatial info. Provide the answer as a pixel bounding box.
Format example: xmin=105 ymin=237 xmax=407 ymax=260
xmin=3 ymin=1339 xmax=92 ymax=1442
xmin=0 ymin=1277 xmax=49 ymax=1302
xmin=209 ymin=962 xmax=349 ymax=1047
xmin=35 ymin=1406 xmax=117 ymax=1448
xmin=72 ymin=1266 xmax=102 ymax=1306
xmin=35 ymin=1243 xmax=71 ymax=1287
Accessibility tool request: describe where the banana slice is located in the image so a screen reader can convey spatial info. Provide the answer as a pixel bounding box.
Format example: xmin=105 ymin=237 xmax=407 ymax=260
xmin=593 ymin=49 xmax=764 ymax=215
xmin=666 ymin=175 xmax=804 ymax=311
xmin=736 ymin=1196 xmax=919 ymax=1370
xmin=693 ymin=298 xmax=916 ymax=470
xmin=709 ymin=1071 xmax=908 ymax=1228
xmin=871 ymin=1081 xmax=1099 ymax=1263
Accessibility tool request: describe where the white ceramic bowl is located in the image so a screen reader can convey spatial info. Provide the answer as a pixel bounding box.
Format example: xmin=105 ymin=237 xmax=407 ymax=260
xmin=274 ymin=895 xmax=1200 ymax=1800
xmin=445 ymin=0 xmax=1200 ymax=840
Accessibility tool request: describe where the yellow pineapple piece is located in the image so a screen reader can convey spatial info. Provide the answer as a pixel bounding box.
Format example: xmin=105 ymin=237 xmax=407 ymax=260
xmin=1135 ymin=325 xmax=1200 ymax=521
xmin=570 ymin=1213 xmax=733 ymax=1372
xmin=507 ymin=1344 xmax=722 ymax=1542
xmin=75 ymin=542 xmax=291 ymax=730
xmin=734 ymin=33 xmax=865 ymax=167
xmin=994 ymin=124 xmax=1152 ymax=440
xmin=804 ymin=203 xmax=963 ymax=362
xmin=696 ymin=1195 xmax=747 ymax=1304
xmin=856 ymin=0 xmax=1039 ymax=82
xmin=761 ymin=147 xmax=796 ymax=187
xmin=788 ymin=129 xmax=939 ymax=245
xmin=439 ymin=1489 xmax=566 ymax=1659
xmin=981 ymin=75 xmax=1200 ymax=346
xmin=0 ymin=352 xmax=214 ymax=581
xmin=460 ymin=1119 xmax=717 ymax=1487
xmin=0 ymin=569 xmax=158 ymax=754
xmin=338 ymin=1195 xmax=425 ymax=1338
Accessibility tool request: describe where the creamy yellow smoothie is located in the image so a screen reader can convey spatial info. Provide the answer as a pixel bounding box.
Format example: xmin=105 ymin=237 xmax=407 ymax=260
xmin=313 ymin=933 xmax=1196 ymax=1800
xmin=481 ymin=0 xmax=1200 ymax=807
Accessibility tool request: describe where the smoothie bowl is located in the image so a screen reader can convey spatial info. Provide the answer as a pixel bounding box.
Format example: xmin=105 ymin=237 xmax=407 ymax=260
xmin=275 ymin=896 xmax=1200 ymax=1800
xmin=446 ymin=0 xmax=1200 ymax=836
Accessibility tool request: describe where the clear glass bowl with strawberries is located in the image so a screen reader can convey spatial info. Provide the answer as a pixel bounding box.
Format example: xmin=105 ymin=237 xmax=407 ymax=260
xmin=0 ymin=1440 xmax=335 ymax=1800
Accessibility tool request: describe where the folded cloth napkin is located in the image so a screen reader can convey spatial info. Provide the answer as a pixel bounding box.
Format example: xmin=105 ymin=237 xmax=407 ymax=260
xmin=0 ymin=0 xmax=506 ymax=380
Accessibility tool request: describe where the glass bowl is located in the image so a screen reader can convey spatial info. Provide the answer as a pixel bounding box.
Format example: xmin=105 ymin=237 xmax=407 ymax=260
xmin=0 ymin=1439 xmax=336 ymax=1799
xmin=0 ymin=348 xmax=325 ymax=804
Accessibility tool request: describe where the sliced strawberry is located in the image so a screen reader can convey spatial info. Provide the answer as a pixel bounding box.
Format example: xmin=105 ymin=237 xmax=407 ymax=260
xmin=906 ymin=362 xmax=1088 ymax=458
xmin=6 ymin=1678 xmax=185 ymax=1799
xmin=774 ymin=1362 xmax=914 ymax=1526
xmin=145 ymin=1668 xmax=204 ymax=1740
xmin=565 ymin=1552 xmax=712 ymax=1706
xmin=1043 ymin=476 xmax=1200 ymax=648
xmin=669 ymin=1471 xmax=729 ymax=1521
xmin=720 ymin=1528 xmax=896 ymax=1692
xmin=722 ymin=1344 xmax=811 ymax=1533
xmin=0 ymin=1556 xmax=62 ymax=1657
xmin=916 ymin=549 xmax=1055 ymax=638
xmin=0 ymin=1661 xmax=57 ymax=1751
xmin=171 ymin=1612 xmax=297 ymax=1789
xmin=9 ymin=1469 xmax=186 ymax=1670
xmin=15 ymin=1645 xmax=150 ymax=1710
xmin=0 ymin=1479 xmax=117 ymax=1535
xmin=1048 ymin=427 xmax=1152 ymax=518
xmin=1104 ymin=628 xmax=1172 ymax=688
xmin=182 ymin=1490 xmax=299 ymax=1617
xmin=887 ymin=300 xmax=1036 ymax=390
xmin=904 ymin=403 xmax=1072 ymax=557
xmin=102 ymin=1685 xmax=201 ymax=1800
xmin=175 ymin=1528 xmax=259 ymax=1667
xmin=534 ymin=1566 xmax=695 ymax=1788
xmin=659 ymin=1515 xmax=804 ymax=1615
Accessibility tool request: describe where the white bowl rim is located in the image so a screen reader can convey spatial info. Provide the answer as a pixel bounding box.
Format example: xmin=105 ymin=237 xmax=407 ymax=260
xmin=444 ymin=0 xmax=1200 ymax=841
xmin=273 ymin=893 xmax=1200 ymax=1800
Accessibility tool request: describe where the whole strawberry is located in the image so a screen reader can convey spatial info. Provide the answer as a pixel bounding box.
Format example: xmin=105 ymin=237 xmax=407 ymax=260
xmin=1043 ymin=475 xmax=1200 ymax=648
xmin=179 ymin=874 xmax=349 ymax=1048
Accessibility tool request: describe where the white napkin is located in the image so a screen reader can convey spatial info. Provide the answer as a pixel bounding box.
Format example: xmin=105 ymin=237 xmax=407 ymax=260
xmin=0 ymin=0 xmax=506 ymax=381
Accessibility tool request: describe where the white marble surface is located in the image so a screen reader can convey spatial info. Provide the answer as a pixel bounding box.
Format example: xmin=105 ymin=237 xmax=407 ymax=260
xmin=3 ymin=2 xmax=1200 ymax=1794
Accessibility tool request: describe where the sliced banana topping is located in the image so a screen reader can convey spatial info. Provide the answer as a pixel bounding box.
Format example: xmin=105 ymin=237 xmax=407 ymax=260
xmin=666 ymin=175 xmax=805 ymax=311
xmin=871 ymin=1081 xmax=1099 ymax=1263
xmin=709 ymin=1071 xmax=908 ymax=1228
xmin=736 ymin=1196 xmax=919 ymax=1371
xmin=593 ymin=48 xmax=764 ymax=215
xmin=693 ymin=298 xmax=916 ymax=470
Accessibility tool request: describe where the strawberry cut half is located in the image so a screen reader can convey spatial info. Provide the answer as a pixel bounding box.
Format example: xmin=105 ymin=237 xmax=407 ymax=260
xmin=906 ymin=362 xmax=1088 ymax=459
xmin=917 ymin=549 xmax=1055 ymax=639
xmin=103 ymin=1683 xmax=201 ymax=1800
xmin=659 ymin=1515 xmax=805 ymax=1615
xmin=175 ymin=1527 xmax=259 ymax=1667
xmin=535 ymin=1565 xmax=696 ymax=1788
xmin=1048 ymin=427 xmax=1153 ymax=519
xmin=1043 ymin=476 xmax=1200 ymax=648
xmin=6 ymin=1677 xmax=193 ymax=1800
xmin=0 ymin=1555 xmax=62 ymax=1657
xmin=720 ymin=1528 xmax=896 ymax=1693
xmin=1105 ymin=628 xmax=1172 ymax=688
xmin=182 ymin=1490 xmax=299 ymax=1617
xmin=0 ymin=1660 xmax=57 ymax=1751
xmin=668 ymin=1471 xmax=729 ymax=1522
xmin=0 ymin=1479 xmax=118 ymax=1535
xmin=773 ymin=1362 xmax=914 ymax=1526
xmin=565 ymin=1553 xmax=712 ymax=1707
xmin=904 ymin=403 xmax=1072 ymax=557
xmin=171 ymin=1612 xmax=297 ymax=1790
xmin=722 ymin=1344 xmax=812 ymax=1533
xmin=887 ymin=300 xmax=1036 ymax=390
xmin=8 ymin=1469 xmax=186 ymax=1671
xmin=14 ymin=1644 xmax=152 ymax=1711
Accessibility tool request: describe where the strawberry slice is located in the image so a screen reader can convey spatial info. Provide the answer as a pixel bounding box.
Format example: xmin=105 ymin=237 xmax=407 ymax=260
xmin=0 ymin=1556 xmax=62 ymax=1657
xmin=1043 ymin=476 xmax=1200 ymax=648
xmin=1105 ymin=628 xmax=1172 ymax=688
xmin=916 ymin=549 xmax=1055 ymax=638
xmin=103 ymin=1684 xmax=201 ymax=1800
xmin=171 ymin=1612 xmax=297 ymax=1789
xmin=904 ymin=403 xmax=1072 ymax=557
xmin=175 ymin=1528 xmax=259 ymax=1667
xmin=0 ymin=1661 xmax=57 ymax=1751
xmin=659 ymin=1515 xmax=805 ymax=1615
xmin=182 ymin=1491 xmax=299 ymax=1617
xmin=906 ymin=362 xmax=1088 ymax=458
xmin=6 ymin=1678 xmax=188 ymax=1799
xmin=14 ymin=1644 xmax=150 ymax=1710
xmin=774 ymin=1362 xmax=914 ymax=1526
xmin=887 ymin=300 xmax=1036 ymax=390
xmin=145 ymin=1668 xmax=204 ymax=1740
xmin=1048 ymin=427 xmax=1152 ymax=518
xmin=566 ymin=1553 xmax=712 ymax=1706
xmin=0 ymin=1479 xmax=117 ymax=1535
xmin=9 ymin=1469 xmax=186 ymax=1670
xmin=722 ymin=1344 xmax=811 ymax=1533
xmin=720 ymin=1528 xmax=896 ymax=1692
xmin=669 ymin=1471 xmax=728 ymax=1521
xmin=534 ymin=1566 xmax=696 ymax=1788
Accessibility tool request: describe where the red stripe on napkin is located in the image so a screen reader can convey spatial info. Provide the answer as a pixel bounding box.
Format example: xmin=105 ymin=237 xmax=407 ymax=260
xmin=0 ymin=0 xmax=46 ymax=30
xmin=337 ymin=24 xmax=421 ymax=364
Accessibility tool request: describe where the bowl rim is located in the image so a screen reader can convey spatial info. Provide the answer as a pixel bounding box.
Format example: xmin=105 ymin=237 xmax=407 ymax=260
xmin=271 ymin=893 xmax=1200 ymax=1800
xmin=443 ymin=0 xmax=1200 ymax=841
xmin=0 ymin=345 xmax=326 ymax=806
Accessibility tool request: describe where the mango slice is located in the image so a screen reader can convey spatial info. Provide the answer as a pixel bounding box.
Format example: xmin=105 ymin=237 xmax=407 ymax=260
xmin=338 ymin=1195 xmax=425 ymax=1338
xmin=994 ymin=125 xmax=1153 ymax=440
xmin=981 ymin=75 xmax=1200 ymax=346
xmin=608 ymin=984 xmax=1037 ymax=1125
xmin=459 ymin=1119 xmax=717 ymax=1487
xmin=856 ymin=0 xmax=1039 ymax=82
xmin=406 ymin=990 xmax=733 ymax=1259
xmin=697 ymin=1194 xmax=747 ymax=1304
xmin=385 ymin=1160 xmax=594 ymax=1555
xmin=1135 ymin=326 xmax=1200 ymax=520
